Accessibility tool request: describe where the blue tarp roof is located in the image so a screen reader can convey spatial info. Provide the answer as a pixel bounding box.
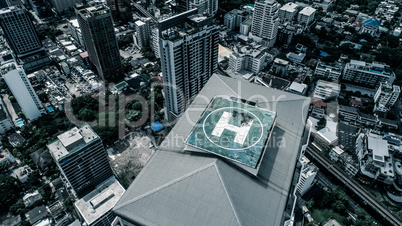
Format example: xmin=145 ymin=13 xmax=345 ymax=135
xmin=151 ymin=121 xmax=164 ymax=132
xmin=320 ymin=52 xmax=331 ymax=57
xmin=363 ymin=18 xmax=381 ymax=27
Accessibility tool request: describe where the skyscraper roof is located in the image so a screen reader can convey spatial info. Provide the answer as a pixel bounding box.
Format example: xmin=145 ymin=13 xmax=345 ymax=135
xmin=113 ymin=74 xmax=310 ymax=225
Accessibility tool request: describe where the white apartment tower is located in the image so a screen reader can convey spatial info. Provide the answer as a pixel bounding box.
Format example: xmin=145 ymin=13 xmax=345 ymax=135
xmin=279 ymin=2 xmax=298 ymax=22
xmin=176 ymin=0 xmax=218 ymax=15
xmin=297 ymin=7 xmax=316 ymax=26
xmin=134 ymin=18 xmax=151 ymax=49
xmin=1 ymin=63 xmax=45 ymax=121
xmin=374 ymin=82 xmax=400 ymax=112
xmin=343 ymin=60 xmax=396 ymax=88
xmin=297 ymin=157 xmax=318 ymax=196
xmin=251 ymin=0 xmax=279 ymax=48
xmin=159 ymin=14 xmax=219 ymax=122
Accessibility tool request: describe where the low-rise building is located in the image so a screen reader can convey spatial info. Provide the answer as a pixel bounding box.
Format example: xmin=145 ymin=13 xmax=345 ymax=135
xmin=25 ymin=205 xmax=48 ymax=225
xmin=0 ymin=148 xmax=15 ymax=165
xmin=314 ymin=61 xmax=342 ymax=80
xmin=23 ymin=190 xmax=43 ymax=207
xmin=342 ymin=60 xmax=395 ymax=88
xmin=272 ymin=58 xmax=289 ymax=76
xmin=360 ymin=18 xmax=381 ymax=36
xmin=314 ymin=120 xmax=338 ymax=151
xmin=313 ymin=80 xmax=341 ymax=100
xmin=286 ymin=52 xmax=305 ymax=63
xmin=375 ymin=0 xmax=399 ymax=21
xmin=357 ymin=133 xmax=395 ymax=185
xmin=373 ymin=82 xmax=400 ymax=112
xmin=13 ymin=165 xmax=32 ymax=183
xmin=70 ymin=66 xmax=104 ymax=93
xmin=30 ymin=148 xmax=53 ymax=172
xmin=287 ymin=82 xmax=307 ymax=95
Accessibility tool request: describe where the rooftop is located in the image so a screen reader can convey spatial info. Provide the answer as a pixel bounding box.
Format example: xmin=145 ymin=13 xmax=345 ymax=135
xmin=113 ymin=74 xmax=310 ymax=225
xmin=367 ymin=135 xmax=389 ymax=162
xmin=288 ymin=82 xmax=307 ymax=94
xmin=74 ymin=177 xmax=125 ymax=225
xmin=78 ymin=5 xmax=110 ymax=18
xmin=299 ymin=7 xmax=316 ymax=16
xmin=185 ymin=96 xmax=276 ymax=169
xmin=47 ymin=124 xmax=99 ymax=161
xmin=280 ymin=2 xmax=298 ymax=12
xmin=0 ymin=62 xmax=18 ymax=76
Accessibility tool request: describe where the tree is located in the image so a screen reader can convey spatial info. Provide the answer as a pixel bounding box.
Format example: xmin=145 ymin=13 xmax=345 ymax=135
xmin=0 ymin=176 xmax=22 ymax=211
xmin=9 ymin=199 xmax=27 ymax=215
xmin=8 ymin=95 xmax=16 ymax=102
xmin=316 ymin=117 xmax=327 ymax=130
xmin=127 ymin=109 xmax=141 ymax=122
xmin=0 ymin=161 xmax=9 ymax=173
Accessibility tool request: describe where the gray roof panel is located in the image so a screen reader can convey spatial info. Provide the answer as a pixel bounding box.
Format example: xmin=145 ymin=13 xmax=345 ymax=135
xmin=114 ymin=75 xmax=310 ymax=226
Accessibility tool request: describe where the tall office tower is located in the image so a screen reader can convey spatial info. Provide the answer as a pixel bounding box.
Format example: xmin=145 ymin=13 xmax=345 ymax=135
xmin=47 ymin=125 xmax=114 ymax=198
xmin=107 ymin=0 xmax=132 ymax=23
xmin=176 ymin=0 xmax=218 ymax=15
xmin=0 ymin=6 xmax=50 ymax=72
xmin=251 ymin=0 xmax=279 ymax=48
xmin=134 ymin=18 xmax=151 ymax=49
xmin=158 ymin=11 xmax=218 ymax=122
xmin=1 ymin=62 xmax=46 ymax=121
xmin=49 ymin=0 xmax=83 ymax=13
xmin=76 ymin=5 xmax=124 ymax=82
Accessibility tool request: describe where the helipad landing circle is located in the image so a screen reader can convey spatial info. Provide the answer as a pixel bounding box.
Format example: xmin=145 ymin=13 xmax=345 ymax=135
xmin=202 ymin=107 xmax=263 ymax=151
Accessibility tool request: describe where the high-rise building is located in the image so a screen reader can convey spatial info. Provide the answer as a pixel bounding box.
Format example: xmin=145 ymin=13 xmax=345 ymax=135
xmin=176 ymin=0 xmax=218 ymax=15
xmin=107 ymin=0 xmax=132 ymax=24
xmin=68 ymin=19 xmax=85 ymax=48
xmin=314 ymin=60 xmax=342 ymax=80
xmin=134 ymin=18 xmax=151 ymax=49
xmin=342 ymin=60 xmax=396 ymax=88
xmin=296 ymin=157 xmax=318 ymax=196
xmin=373 ymin=82 xmax=400 ymax=112
xmin=76 ymin=5 xmax=124 ymax=81
xmin=251 ymin=0 xmax=279 ymax=48
xmin=297 ymin=7 xmax=316 ymax=26
xmin=229 ymin=43 xmax=268 ymax=73
xmin=151 ymin=28 xmax=160 ymax=58
xmin=0 ymin=6 xmax=50 ymax=72
xmin=1 ymin=62 xmax=46 ymax=121
xmin=49 ymin=0 xmax=83 ymax=13
xmin=158 ymin=13 xmax=219 ymax=122
xmin=113 ymin=74 xmax=311 ymax=225
xmin=279 ymin=2 xmax=298 ymax=22
xmin=47 ymin=125 xmax=114 ymax=198
xmin=74 ymin=177 xmax=125 ymax=226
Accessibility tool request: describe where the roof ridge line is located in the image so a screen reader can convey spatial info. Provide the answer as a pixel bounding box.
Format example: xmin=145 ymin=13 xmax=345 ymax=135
xmin=214 ymin=161 xmax=242 ymax=226
xmin=114 ymin=162 xmax=216 ymax=210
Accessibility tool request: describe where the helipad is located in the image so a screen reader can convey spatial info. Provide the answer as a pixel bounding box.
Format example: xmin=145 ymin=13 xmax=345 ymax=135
xmin=185 ymin=97 xmax=276 ymax=169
